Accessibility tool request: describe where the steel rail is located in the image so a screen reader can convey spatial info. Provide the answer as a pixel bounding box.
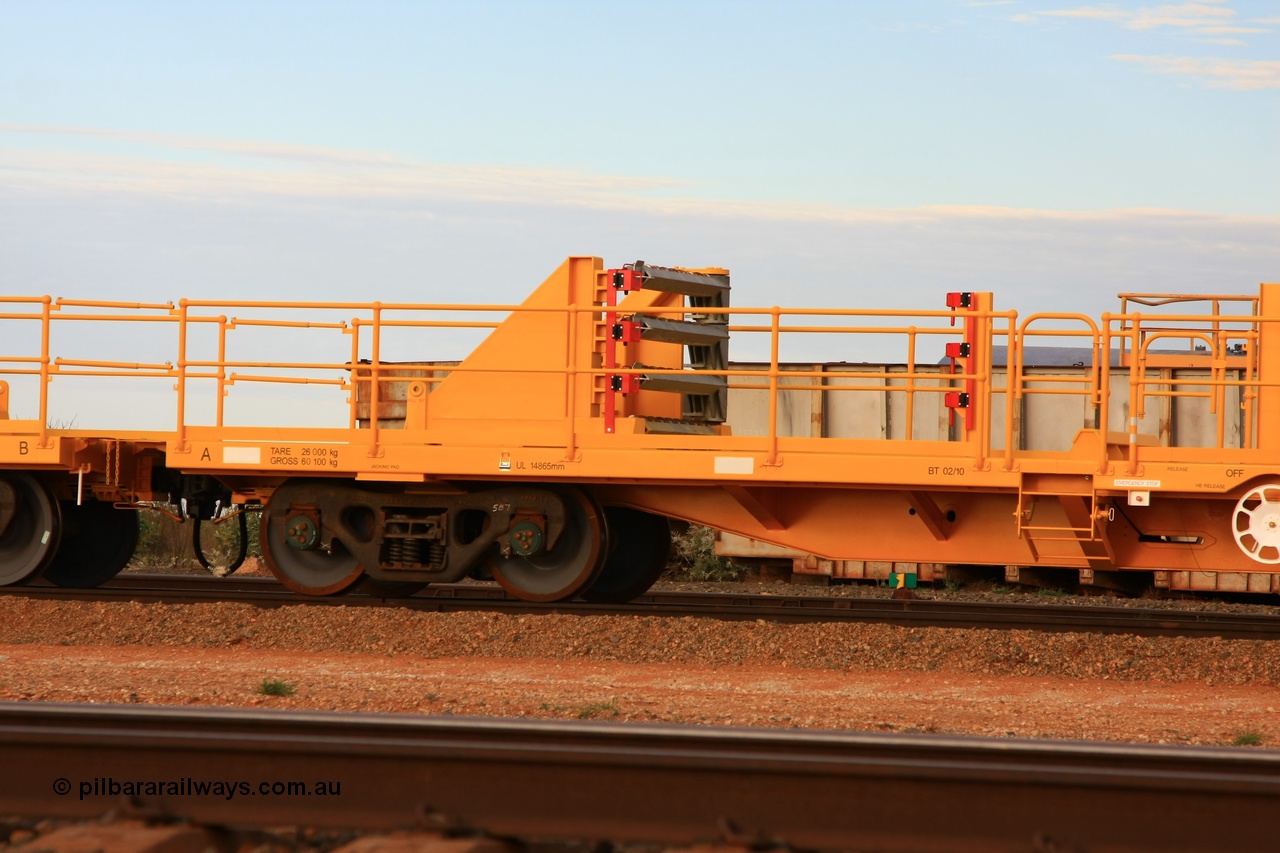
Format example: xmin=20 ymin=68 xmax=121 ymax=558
xmin=8 ymin=572 xmax=1280 ymax=639
xmin=2 ymin=702 xmax=1279 ymax=852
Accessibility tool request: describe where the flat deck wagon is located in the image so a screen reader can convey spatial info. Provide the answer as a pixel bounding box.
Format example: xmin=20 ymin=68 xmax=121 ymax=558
xmin=1 ymin=257 xmax=1278 ymax=600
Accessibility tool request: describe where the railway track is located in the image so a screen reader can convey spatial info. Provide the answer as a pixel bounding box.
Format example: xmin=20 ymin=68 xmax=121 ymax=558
xmin=4 ymin=701 xmax=1278 ymax=852
xmin=8 ymin=571 xmax=1280 ymax=639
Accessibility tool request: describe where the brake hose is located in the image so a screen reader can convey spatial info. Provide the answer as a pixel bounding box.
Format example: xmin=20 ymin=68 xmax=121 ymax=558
xmin=193 ymin=510 xmax=249 ymax=576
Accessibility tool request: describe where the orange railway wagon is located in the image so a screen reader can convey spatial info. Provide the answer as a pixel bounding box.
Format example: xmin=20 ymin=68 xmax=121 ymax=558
xmin=1 ymin=257 xmax=1279 ymax=601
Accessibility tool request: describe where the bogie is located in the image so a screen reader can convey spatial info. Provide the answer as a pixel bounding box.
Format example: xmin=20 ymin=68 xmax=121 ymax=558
xmin=257 ymin=479 xmax=609 ymax=601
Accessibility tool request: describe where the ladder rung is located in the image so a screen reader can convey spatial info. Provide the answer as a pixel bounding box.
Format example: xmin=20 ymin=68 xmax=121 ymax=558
xmin=1024 ymin=525 xmax=1095 ymax=532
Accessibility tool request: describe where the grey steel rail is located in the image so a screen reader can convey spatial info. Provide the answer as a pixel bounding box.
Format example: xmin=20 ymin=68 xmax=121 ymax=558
xmin=10 ymin=572 xmax=1280 ymax=639
xmin=2 ymin=702 xmax=1278 ymax=852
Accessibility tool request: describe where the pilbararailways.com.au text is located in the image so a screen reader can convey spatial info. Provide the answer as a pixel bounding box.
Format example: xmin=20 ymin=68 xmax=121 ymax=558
xmin=58 ymin=777 xmax=341 ymax=801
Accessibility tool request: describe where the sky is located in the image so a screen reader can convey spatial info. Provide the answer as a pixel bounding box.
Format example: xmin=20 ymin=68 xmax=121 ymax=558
xmin=0 ymin=0 xmax=1277 ymax=426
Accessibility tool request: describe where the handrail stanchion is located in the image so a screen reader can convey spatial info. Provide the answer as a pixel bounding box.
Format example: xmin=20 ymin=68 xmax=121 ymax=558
xmin=972 ymin=297 xmax=992 ymax=472
xmin=368 ymin=304 xmax=381 ymax=457
xmin=37 ymin=296 xmax=51 ymax=448
xmin=1244 ymin=330 xmax=1257 ymax=449
xmin=766 ymin=306 xmax=781 ymax=467
xmin=1003 ymin=311 xmax=1017 ymax=472
xmin=348 ymin=319 xmax=361 ymax=431
xmin=565 ymin=303 xmax=578 ymax=461
xmin=175 ymin=299 xmax=189 ymax=453
xmin=1215 ymin=335 xmax=1226 ymax=449
xmin=1089 ymin=323 xmax=1102 ymax=428
xmin=215 ymin=316 xmax=228 ymax=428
xmin=1127 ymin=313 xmax=1142 ymax=476
xmin=905 ymin=327 xmax=916 ymax=442
xmin=1099 ymin=314 xmax=1113 ymax=474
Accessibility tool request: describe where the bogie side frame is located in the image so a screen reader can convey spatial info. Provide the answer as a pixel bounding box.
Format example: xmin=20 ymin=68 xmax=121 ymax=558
xmin=2 ymin=256 xmax=1280 ymax=599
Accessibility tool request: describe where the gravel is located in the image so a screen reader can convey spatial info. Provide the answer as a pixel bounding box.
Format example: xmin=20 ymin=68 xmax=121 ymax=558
xmin=2 ymin=577 xmax=1280 ymax=748
xmin=3 ymin=596 xmax=1278 ymax=685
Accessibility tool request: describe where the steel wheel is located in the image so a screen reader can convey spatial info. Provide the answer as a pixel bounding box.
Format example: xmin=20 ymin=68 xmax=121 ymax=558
xmin=581 ymin=507 xmax=672 ymax=603
xmin=0 ymin=472 xmax=60 ymax=586
xmin=260 ymin=481 xmax=365 ymax=596
xmin=42 ymin=501 xmax=139 ymax=588
xmin=486 ymin=487 xmax=606 ymax=602
xmin=1233 ymin=485 xmax=1280 ymax=564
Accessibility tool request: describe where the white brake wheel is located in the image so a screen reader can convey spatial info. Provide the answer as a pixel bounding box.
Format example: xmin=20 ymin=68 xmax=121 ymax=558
xmin=1232 ymin=485 xmax=1280 ymax=565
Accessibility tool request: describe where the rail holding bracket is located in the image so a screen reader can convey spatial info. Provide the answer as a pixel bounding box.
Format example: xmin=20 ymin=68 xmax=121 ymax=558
xmin=723 ymin=485 xmax=786 ymax=531
xmin=906 ymin=491 xmax=951 ymax=541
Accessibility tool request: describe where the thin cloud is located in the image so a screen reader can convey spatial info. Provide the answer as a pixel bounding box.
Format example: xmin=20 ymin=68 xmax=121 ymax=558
xmin=1012 ymin=4 xmax=1275 ymax=88
xmin=0 ymin=125 xmax=682 ymax=201
xmin=1039 ymin=6 xmax=1130 ymax=23
xmin=0 ymin=123 xmax=406 ymax=169
xmin=1112 ymin=54 xmax=1280 ymax=89
xmin=2 ymin=137 xmax=1277 ymax=232
xmin=1195 ymin=25 xmax=1270 ymax=34
xmin=1030 ymin=1 xmax=1270 ymax=39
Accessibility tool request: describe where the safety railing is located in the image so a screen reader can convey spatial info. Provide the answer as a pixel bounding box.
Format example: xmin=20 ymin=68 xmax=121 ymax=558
xmin=614 ymin=302 xmax=1010 ymax=468
xmin=1106 ymin=299 xmax=1263 ymax=474
xmin=0 ymin=286 xmax=1274 ymax=477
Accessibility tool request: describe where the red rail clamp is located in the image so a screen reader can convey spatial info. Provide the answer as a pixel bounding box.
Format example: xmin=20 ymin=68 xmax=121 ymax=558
xmin=946 ymin=292 xmax=973 ymax=327
xmin=610 ymin=374 xmax=641 ymax=394
xmin=609 ymin=269 xmax=644 ymax=293
xmin=611 ymin=320 xmax=642 ymax=343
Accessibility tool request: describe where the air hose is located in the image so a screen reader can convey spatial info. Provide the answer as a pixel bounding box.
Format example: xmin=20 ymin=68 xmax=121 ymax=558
xmin=193 ymin=510 xmax=249 ymax=576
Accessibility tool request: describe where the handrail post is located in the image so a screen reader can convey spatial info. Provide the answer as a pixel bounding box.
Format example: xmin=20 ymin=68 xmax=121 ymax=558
xmin=1099 ymin=314 xmax=1112 ymax=473
xmin=1003 ymin=310 xmax=1017 ymax=472
xmin=215 ymin=315 xmax=228 ymax=428
xmin=1126 ymin=313 xmax=1142 ymax=476
xmin=348 ymin=319 xmax=361 ymax=430
xmin=904 ymin=327 xmax=916 ymax=441
xmin=765 ymin=306 xmax=781 ymax=467
xmin=1089 ymin=321 xmax=1102 ymax=420
xmin=176 ymin=299 xmax=189 ymax=452
xmin=1243 ymin=329 xmax=1256 ymax=449
xmin=37 ymin=296 xmax=51 ymax=448
xmin=1214 ymin=335 xmax=1226 ymax=448
xmin=565 ymin=302 xmax=578 ymax=461
xmin=971 ymin=296 xmax=992 ymax=472
xmin=367 ymin=303 xmax=381 ymax=457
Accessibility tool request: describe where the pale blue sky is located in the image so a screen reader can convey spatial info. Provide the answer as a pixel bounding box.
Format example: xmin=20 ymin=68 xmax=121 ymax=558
xmin=0 ymin=1 xmax=1276 ymax=312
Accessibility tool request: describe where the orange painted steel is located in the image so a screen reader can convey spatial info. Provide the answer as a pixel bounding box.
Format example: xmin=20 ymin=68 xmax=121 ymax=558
xmin=2 ymin=256 xmax=1280 ymax=591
